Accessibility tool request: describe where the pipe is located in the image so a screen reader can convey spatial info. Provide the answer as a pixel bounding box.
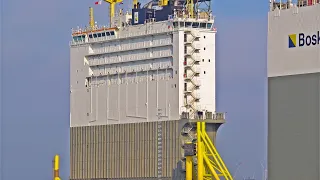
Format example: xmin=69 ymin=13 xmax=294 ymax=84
xmin=186 ymin=156 xmax=193 ymax=180
xmin=197 ymin=122 xmax=203 ymax=180
xmin=53 ymin=155 xmax=61 ymax=180
xmin=89 ymin=7 xmax=95 ymax=29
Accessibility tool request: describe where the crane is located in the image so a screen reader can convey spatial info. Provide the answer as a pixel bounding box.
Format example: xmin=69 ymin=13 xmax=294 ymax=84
xmin=98 ymin=0 xmax=123 ymax=27
xmin=158 ymin=0 xmax=168 ymax=6
xmin=183 ymin=119 xmax=233 ymax=180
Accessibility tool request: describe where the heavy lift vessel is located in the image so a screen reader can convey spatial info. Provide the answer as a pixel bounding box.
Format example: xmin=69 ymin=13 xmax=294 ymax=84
xmin=55 ymin=113 xmax=233 ymax=180
xmin=67 ymin=0 xmax=233 ymax=179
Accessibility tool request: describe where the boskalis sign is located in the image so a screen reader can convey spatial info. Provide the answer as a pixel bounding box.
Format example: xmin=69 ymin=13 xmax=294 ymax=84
xmin=288 ymin=31 xmax=320 ymax=48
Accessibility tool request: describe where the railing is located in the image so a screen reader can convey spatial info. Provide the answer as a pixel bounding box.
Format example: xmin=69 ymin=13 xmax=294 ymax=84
xmin=190 ymin=79 xmax=201 ymax=87
xmin=189 ymin=66 xmax=200 ymax=74
xmin=185 ymin=48 xmax=196 ymax=55
xmin=185 ymin=82 xmax=200 ymax=92
xmin=89 ymin=62 xmax=172 ymax=77
xmin=172 ymin=9 xmax=214 ymax=20
xmin=184 ymin=71 xmax=199 ymax=80
xmin=180 ymin=111 xmax=226 ymax=121
xmin=70 ymin=28 xmax=173 ymax=46
xmin=89 ymin=41 xmax=172 ymax=55
xmin=191 ymin=42 xmax=201 ymax=50
xmin=71 ymin=25 xmax=111 ymax=34
xmin=88 ymin=52 xmax=172 ymax=67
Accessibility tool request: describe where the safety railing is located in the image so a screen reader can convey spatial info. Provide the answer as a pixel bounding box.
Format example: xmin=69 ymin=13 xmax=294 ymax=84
xmin=89 ymin=41 xmax=172 ymax=55
xmin=70 ymin=28 xmax=173 ymax=46
xmin=88 ymin=52 xmax=171 ymax=67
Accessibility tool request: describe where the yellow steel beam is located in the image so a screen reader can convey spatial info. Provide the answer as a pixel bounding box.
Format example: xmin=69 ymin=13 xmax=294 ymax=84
xmin=186 ymin=0 xmax=194 ymax=18
xmin=53 ymin=155 xmax=61 ymax=180
xmin=203 ymin=155 xmax=220 ymax=180
xmin=89 ymin=7 xmax=95 ymax=29
xmin=158 ymin=0 xmax=168 ymax=6
xmin=133 ymin=0 xmax=137 ymax=8
xmin=186 ymin=156 xmax=193 ymax=180
xmin=103 ymin=0 xmax=123 ymax=26
xmin=197 ymin=122 xmax=204 ymax=180
xmin=195 ymin=120 xmax=233 ymax=180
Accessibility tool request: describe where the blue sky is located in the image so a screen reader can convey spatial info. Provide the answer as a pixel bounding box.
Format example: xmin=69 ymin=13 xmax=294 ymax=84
xmin=1 ymin=0 xmax=268 ymax=179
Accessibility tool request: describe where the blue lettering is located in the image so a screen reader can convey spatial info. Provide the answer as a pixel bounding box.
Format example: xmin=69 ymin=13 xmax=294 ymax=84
xmin=306 ymin=35 xmax=311 ymax=46
xmin=292 ymin=31 xmax=320 ymax=47
xmin=312 ymin=34 xmax=317 ymax=45
xmin=299 ymin=33 xmax=305 ymax=46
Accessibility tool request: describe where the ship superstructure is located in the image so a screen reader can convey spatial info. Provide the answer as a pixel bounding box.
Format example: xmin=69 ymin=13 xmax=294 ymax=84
xmin=70 ymin=2 xmax=216 ymax=127
xmin=69 ymin=0 xmax=231 ymax=179
xmin=268 ymin=1 xmax=320 ymax=180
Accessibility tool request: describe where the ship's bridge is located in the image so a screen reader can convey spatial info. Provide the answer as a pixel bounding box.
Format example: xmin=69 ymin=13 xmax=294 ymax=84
xmin=71 ymin=26 xmax=118 ymax=44
xmin=70 ymin=4 xmax=215 ymax=46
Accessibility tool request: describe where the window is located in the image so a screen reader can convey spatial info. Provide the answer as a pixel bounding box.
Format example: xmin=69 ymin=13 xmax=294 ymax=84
xmin=208 ymin=59 xmax=210 ymax=62
xmin=204 ymin=36 xmax=206 ymax=39
xmin=174 ymin=84 xmax=177 ymax=88
xmin=204 ymin=71 xmax=206 ymax=74
xmin=173 ymin=22 xmax=178 ymax=28
xmin=204 ymin=47 xmax=206 ymax=50
xmin=192 ymin=22 xmax=199 ymax=28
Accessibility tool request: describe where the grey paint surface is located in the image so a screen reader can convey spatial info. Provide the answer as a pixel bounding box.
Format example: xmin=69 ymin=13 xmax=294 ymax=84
xmin=70 ymin=118 xmax=223 ymax=180
xmin=268 ymin=73 xmax=320 ymax=180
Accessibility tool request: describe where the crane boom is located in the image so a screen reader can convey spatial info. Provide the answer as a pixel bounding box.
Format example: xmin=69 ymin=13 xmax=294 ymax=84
xmin=103 ymin=0 xmax=123 ymax=27
xmin=133 ymin=0 xmax=137 ymax=8
xmin=89 ymin=7 xmax=95 ymax=29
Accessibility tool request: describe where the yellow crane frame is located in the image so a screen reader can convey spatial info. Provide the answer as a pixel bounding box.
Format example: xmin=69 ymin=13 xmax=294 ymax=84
xmin=101 ymin=0 xmax=123 ymax=27
xmin=53 ymin=155 xmax=61 ymax=180
xmin=185 ymin=121 xmax=233 ymax=180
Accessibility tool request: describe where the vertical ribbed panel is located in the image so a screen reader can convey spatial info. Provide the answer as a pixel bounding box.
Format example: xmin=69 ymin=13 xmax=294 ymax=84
xmin=70 ymin=120 xmax=183 ymax=180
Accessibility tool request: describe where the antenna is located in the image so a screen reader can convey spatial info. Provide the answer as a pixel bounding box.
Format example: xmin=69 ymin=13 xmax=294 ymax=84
xmin=260 ymin=161 xmax=267 ymax=180
xmin=233 ymin=162 xmax=242 ymax=179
